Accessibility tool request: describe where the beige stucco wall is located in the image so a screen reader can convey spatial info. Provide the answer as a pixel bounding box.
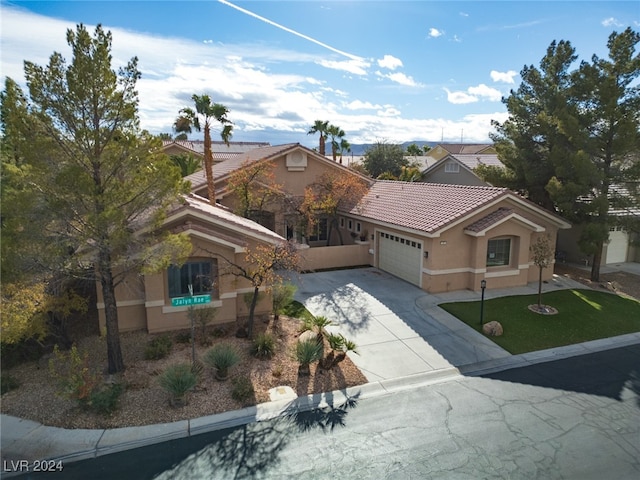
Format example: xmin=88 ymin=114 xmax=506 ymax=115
xmin=298 ymin=243 xmax=372 ymax=271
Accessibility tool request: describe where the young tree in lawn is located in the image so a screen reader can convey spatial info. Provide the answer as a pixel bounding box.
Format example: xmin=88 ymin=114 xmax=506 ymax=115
xmin=300 ymin=171 xmax=370 ymax=246
xmin=307 ymin=120 xmax=329 ymax=156
xmin=530 ymin=235 xmax=554 ymax=311
xmin=225 ymin=159 xmax=283 ymax=225
xmin=175 ymin=94 xmax=233 ymax=205
xmin=16 ymin=24 xmax=191 ymax=373
xmin=220 ymin=242 xmax=299 ymax=338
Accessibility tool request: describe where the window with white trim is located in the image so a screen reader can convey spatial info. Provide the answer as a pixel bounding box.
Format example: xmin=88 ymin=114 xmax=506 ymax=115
xmin=444 ymin=162 xmax=460 ymax=173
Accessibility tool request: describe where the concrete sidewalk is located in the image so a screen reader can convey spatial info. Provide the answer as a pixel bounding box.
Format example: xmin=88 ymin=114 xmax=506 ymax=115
xmin=2 ymin=268 xmax=639 ymax=474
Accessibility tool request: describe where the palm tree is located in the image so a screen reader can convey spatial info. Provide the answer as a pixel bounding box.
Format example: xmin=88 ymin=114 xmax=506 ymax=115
xmin=327 ymin=124 xmax=346 ymax=162
xmin=307 ymin=120 xmax=329 ymax=156
xmin=175 ymin=94 xmax=233 ymax=205
xmin=338 ymin=138 xmax=351 ymax=164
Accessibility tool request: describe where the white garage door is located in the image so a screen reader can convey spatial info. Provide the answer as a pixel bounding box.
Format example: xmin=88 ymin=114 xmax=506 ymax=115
xmin=378 ymin=232 xmax=422 ymax=286
xmin=606 ymin=228 xmax=628 ymax=264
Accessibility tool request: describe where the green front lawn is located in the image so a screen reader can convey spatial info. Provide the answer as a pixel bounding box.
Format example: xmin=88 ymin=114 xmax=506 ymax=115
xmin=439 ymin=289 xmax=640 ymax=354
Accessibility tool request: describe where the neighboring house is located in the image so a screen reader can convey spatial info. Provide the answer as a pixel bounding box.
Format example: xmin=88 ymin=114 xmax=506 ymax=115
xmin=162 ymin=140 xmax=270 ymax=163
xmin=421 ymin=153 xmax=503 ymax=186
xmin=428 ymin=143 xmax=496 ymax=161
xmin=103 ymin=142 xmax=572 ymax=333
xmin=557 ymin=183 xmax=640 ymax=265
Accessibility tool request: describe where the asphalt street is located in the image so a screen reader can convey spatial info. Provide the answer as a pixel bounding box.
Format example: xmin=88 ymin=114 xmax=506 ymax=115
xmin=10 ymin=344 xmax=639 ymax=480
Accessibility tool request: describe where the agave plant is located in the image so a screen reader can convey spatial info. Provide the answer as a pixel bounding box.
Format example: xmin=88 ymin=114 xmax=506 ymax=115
xmin=295 ymin=339 xmax=323 ymax=376
xmin=158 ymin=363 xmax=198 ymax=407
xmin=204 ymin=343 xmax=240 ymax=381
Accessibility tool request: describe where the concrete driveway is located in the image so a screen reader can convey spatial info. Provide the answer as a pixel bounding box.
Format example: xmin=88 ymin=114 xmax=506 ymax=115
xmin=292 ymin=267 xmax=511 ymax=383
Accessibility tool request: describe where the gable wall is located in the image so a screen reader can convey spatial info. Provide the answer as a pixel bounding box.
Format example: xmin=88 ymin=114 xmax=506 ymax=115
xmin=424 ymin=162 xmax=487 ymax=186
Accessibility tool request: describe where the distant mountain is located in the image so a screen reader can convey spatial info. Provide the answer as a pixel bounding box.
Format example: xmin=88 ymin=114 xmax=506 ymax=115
xmin=347 ymin=141 xmax=438 ymax=156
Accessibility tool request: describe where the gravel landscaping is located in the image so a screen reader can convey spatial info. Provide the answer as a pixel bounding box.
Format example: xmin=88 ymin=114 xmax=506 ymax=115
xmin=0 ymin=315 xmax=367 ymax=429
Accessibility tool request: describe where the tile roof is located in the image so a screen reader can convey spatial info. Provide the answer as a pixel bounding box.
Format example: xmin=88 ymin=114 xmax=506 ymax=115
xmin=347 ymin=181 xmax=509 ymax=233
xmin=184 ymin=143 xmax=300 ymax=190
xmin=464 ymin=207 xmax=513 ymax=233
xmin=173 ymin=194 xmax=285 ymax=243
xmin=451 ymin=154 xmax=503 ymax=169
xmin=437 ymin=143 xmax=494 ymax=154
xmin=162 ymin=140 xmax=270 ymax=155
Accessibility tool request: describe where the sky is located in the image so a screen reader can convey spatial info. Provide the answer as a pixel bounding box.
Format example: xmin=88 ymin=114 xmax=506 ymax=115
xmin=1 ymin=1 xmax=638 ymax=148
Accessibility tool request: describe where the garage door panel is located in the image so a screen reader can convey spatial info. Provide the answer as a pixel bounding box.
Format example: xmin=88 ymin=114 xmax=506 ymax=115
xmin=378 ymin=232 xmax=422 ymax=286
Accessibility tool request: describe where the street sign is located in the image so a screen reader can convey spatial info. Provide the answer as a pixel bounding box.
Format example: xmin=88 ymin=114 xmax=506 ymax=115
xmin=171 ymin=294 xmax=211 ymax=307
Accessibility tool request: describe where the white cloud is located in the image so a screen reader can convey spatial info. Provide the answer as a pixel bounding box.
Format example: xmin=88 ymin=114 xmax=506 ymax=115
xmin=452 ymin=35 xmax=462 ymax=43
xmin=468 ymin=84 xmax=502 ymax=101
xmin=387 ymin=72 xmax=421 ymax=87
xmin=317 ymin=58 xmax=369 ymax=75
xmin=444 ymin=88 xmax=478 ymax=104
xmin=377 ymin=106 xmax=401 ymax=117
xmin=377 ymin=54 xmax=403 ymax=70
xmin=490 ymin=70 xmax=518 ymax=83
xmin=602 ymin=17 xmax=624 ymax=27
xmin=459 ymin=12 xmax=469 ymax=17
xmin=345 ymin=100 xmax=382 ymax=111
xmin=444 ymin=84 xmax=502 ymax=104
xmin=428 ymin=28 xmax=444 ymax=38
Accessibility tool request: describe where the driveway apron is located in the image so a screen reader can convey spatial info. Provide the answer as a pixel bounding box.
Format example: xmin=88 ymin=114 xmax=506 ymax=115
xmin=292 ymin=267 xmax=511 ymax=382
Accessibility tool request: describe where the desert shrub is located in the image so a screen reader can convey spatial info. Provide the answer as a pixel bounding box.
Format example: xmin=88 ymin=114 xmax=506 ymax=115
xmin=88 ymin=383 xmax=123 ymax=415
xmin=144 ymin=335 xmax=172 ymax=360
xmin=1 ymin=373 xmax=20 ymax=395
xmin=204 ymin=344 xmax=240 ymax=379
xmin=251 ymin=332 xmax=276 ymax=359
xmin=195 ymin=307 xmax=218 ymax=339
xmin=49 ymin=344 xmax=100 ymax=404
xmin=231 ymin=376 xmax=254 ymax=403
xmin=158 ymin=363 xmax=198 ymax=404
xmin=48 ymin=344 xmax=122 ymax=414
xmin=272 ymin=283 xmax=297 ymax=320
xmin=174 ymin=331 xmax=191 ymax=344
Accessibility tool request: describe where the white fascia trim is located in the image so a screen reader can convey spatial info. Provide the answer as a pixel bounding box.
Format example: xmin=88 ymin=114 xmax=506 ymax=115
xmin=165 ymin=209 xmax=283 ymax=246
xmin=351 ymin=215 xmax=439 ymax=238
xmin=464 ymin=213 xmax=546 ymax=237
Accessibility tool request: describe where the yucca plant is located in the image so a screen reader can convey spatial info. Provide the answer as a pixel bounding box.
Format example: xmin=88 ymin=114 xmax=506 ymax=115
xmin=295 ymin=339 xmax=323 ymax=376
xmin=252 ymin=332 xmax=276 ymax=359
xmin=158 ymin=363 xmax=198 ymax=407
xmin=204 ymin=343 xmax=240 ymax=381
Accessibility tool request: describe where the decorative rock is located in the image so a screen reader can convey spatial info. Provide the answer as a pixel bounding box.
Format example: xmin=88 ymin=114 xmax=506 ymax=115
xmin=298 ymin=330 xmax=317 ymax=343
xmin=482 ymin=321 xmax=503 ymax=337
xmin=268 ymin=385 xmax=298 ymax=402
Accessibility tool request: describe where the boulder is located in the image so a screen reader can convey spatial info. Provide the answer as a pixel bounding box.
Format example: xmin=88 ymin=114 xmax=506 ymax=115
xmin=298 ymin=330 xmax=317 ymax=343
xmin=482 ymin=321 xmax=503 ymax=337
